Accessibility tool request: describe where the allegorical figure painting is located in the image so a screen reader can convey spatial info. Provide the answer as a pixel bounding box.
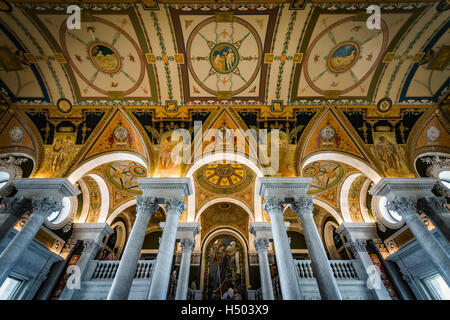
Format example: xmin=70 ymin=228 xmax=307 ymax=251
xmin=327 ymin=42 xmax=360 ymax=73
xmin=204 ymin=234 xmax=245 ymax=300
xmin=210 ymin=43 xmax=239 ymax=74
xmin=371 ymin=132 xmax=411 ymax=177
xmin=89 ymin=42 xmax=121 ymax=74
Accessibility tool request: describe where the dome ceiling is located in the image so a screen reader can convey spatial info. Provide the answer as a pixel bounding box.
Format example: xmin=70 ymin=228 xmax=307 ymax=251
xmin=195 ymin=161 xmax=254 ymax=195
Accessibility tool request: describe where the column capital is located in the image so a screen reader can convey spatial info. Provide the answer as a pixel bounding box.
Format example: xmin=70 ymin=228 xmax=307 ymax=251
xmin=165 ymin=199 xmax=186 ymax=216
xmin=32 ymin=197 xmax=63 ymax=217
xmin=288 ymin=196 xmax=313 ymax=219
xmin=347 ymin=239 xmax=367 ymax=255
xmin=82 ymin=239 xmax=103 ymax=252
xmin=180 ymin=238 xmax=195 ymax=253
xmin=263 ymin=197 xmax=285 ymax=216
xmin=1 ymin=196 xmax=32 ymax=217
xmin=386 ymin=197 xmax=417 ymax=220
xmin=254 ymin=238 xmax=269 ymax=252
xmin=136 ymin=196 xmax=162 ymax=218
xmin=417 ymin=196 xmax=448 ymax=213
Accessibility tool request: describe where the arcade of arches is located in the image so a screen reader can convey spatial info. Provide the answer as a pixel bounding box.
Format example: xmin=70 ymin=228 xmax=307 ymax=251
xmin=0 ymin=0 xmax=449 ymax=301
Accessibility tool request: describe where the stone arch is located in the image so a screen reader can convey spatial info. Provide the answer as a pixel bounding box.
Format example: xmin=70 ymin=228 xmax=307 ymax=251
xmin=302 ymin=152 xmax=382 ymax=184
xmin=68 ymin=152 xmax=148 ymax=184
xmin=199 ymin=226 xmax=250 ymax=293
xmin=185 ymin=152 xmax=263 ymax=222
xmin=195 ymin=197 xmax=254 ymax=223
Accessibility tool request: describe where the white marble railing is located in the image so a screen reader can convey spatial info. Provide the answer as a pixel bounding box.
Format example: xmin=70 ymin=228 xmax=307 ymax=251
xmin=90 ymin=260 xmax=155 ymax=280
xmin=295 ymin=260 xmax=359 ymax=280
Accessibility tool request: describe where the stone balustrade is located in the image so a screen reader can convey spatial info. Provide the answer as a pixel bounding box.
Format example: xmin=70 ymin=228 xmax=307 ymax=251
xmin=90 ymin=260 xmax=155 ymax=280
xmin=295 ymin=260 xmax=359 ymax=280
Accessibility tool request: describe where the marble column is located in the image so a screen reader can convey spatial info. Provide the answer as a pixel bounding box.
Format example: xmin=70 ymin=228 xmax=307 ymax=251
xmin=58 ymin=239 xmax=104 ymax=300
xmin=0 ymin=196 xmax=31 ymax=244
xmin=387 ymin=198 xmax=450 ymax=286
xmin=0 ymin=178 xmax=78 ymax=287
xmin=371 ymin=239 xmax=415 ymax=300
xmin=289 ymin=196 xmax=342 ymax=300
xmin=175 ymin=238 xmax=195 ymax=300
xmin=59 ymin=223 xmax=113 ymax=300
xmin=417 ymin=197 xmax=450 ymax=243
xmin=35 ymin=240 xmax=80 ymax=300
xmin=148 ymin=199 xmax=186 ymax=300
xmin=263 ymin=197 xmax=302 ymax=300
xmin=337 ymin=222 xmax=391 ymax=300
xmin=371 ymin=178 xmax=450 ymax=287
xmin=0 ymin=197 xmax=62 ymax=287
xmin=254 ymin=238 xmax=274 ymax=300
xmin=107 ymin=197 xmax=161 ymax=300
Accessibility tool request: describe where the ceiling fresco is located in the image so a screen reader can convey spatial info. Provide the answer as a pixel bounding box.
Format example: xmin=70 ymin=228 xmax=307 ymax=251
xmin=0 ymin=0 xmax=448 ymax=238
xmin=0 ymin=1 xmax=447 ymax=106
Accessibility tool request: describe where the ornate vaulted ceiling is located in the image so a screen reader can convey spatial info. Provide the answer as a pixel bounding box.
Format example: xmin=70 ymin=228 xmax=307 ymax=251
xmin=0 ymin=0 xmax=449 ymax=235
xmin=0 ymin=0 xmax=448 ymax=107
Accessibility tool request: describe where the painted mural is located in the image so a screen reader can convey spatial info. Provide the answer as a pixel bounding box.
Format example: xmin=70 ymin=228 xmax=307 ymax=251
xmin=203 ymin=233 xmax=246 ymax=300
xmin=370 ymin=132 xmax=411 ymax=177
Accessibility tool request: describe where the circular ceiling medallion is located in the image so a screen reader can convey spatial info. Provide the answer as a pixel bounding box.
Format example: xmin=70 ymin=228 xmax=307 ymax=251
xmin=327 ymin=42 xmax=360 ymax=73
xmin=56 ymin=98 xmax=72 ymax=113
xmin=210 ymin=42 xmax=239 ymax=74
xmin=426 ymin=126 xmax=441 ymax=142
xmin=88 ymin=42 xmax=121 ymax=74
xmin=104 ymin=161 xmax=144 ymax=195
xmin=302 ymin=16 xmax=388 ymax=95
xmin=196 ymin=161 xmax=254 ymax=195
xmin=130 ymin=164 xmax=147 ymax=177
xmin=203 ymin=162 xmax=246 ymax=188
xmin=186 ymin=16 xmax=262 ymax=96
xmin=217 ymin=203 xmax=232 ymax=210
xmin=8 ymin=126 xmax=24 ymax=142
xmin=377 ymin=97 xmax=392 ymax=113
xmin=113 ymin=126 xmax=129 ymax=142
xmin=320 ymin=126 xmax=336 ymax=141
xmin=302 ymin=161 xmax=345 ymax=194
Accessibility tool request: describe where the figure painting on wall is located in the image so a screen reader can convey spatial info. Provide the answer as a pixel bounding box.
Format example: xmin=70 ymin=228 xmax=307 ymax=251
xmin=42 ymin=133 xmax=78 ymax=177
xmin=371 ymin=132 xmax=411 ymax=177
xmin=204 ymin=234 xmax=245 ymax=300
xmin=156 ymin=133 xmax=182 ymax=176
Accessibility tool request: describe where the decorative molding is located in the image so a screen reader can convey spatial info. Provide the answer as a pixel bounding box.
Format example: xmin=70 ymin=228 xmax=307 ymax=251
xmin=347 ymin=239 xmax=367 ymax=255
xmin=31 ymin=197 xmax=62 ymax=217
xmin=180 ymin=238 xmax=195 ymax=253
xmin=254 ymin=237 xmax=269 ymax=252
xmin=385 ymin=197 xmax=417 ymax=220
xmin=136 ymin=196 xmax=162 ymax=218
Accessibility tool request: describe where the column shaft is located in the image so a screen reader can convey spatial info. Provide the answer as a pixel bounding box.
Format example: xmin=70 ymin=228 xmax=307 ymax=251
xmin=0 ymin=198 xmax=61 ymax=287
xmin=255 ymin=238 xmax=274 ymax=300
xmin=291 ymin=197 xmax=342 ymax=300
xmin=347 ymin=240 xmax=391 ymax=300
xmin=148 ymin=200 xmax=184 ymax=300
xmin=264 ymin=198 xmax=301 ymax=300
xmin=388 ymin=198 xmax=450 ymax=286
xmin=175 ymin=239 xmax=195 ymax=300
xmin=108 ymin=197 xmax=159 ymax=300
xmin=59 ymin=240 xmax=102 ymax=300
